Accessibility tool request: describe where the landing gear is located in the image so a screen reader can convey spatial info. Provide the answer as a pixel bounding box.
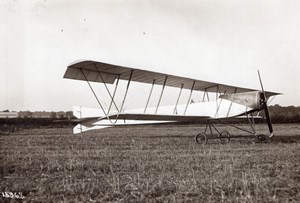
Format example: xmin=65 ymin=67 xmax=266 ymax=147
xmin=195 ymin=133 xmax=207 ymax=145
xmin=195 ymin=122 xmax=231 ymax=145
xmin=195 ymin=116 xmax=269 ymax=145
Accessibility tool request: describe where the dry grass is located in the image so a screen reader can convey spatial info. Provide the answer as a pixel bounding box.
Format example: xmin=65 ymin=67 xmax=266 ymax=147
xmin=1 ymin=124 xmax=300 ymax=202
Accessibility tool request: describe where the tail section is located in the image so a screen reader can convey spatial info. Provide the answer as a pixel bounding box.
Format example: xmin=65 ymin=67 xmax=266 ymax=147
xmin=73 ymin=124 xmax=110 ymax=134
xmin=73 ymin=106 xmax=104 ymax=119
xmin=72 ymin=106 xmax=109 ymax=134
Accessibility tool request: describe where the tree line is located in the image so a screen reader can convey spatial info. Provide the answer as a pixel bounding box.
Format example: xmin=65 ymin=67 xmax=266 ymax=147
xmin=0 ymin=105 xmax=300 ymax=133
xmin=268 ymin=105 xmax=300 ymax=123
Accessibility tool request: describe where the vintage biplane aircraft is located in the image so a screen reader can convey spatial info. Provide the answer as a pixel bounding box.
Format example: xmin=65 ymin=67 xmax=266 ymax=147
xmin=64 ymin=60 xmax=280 ymax=144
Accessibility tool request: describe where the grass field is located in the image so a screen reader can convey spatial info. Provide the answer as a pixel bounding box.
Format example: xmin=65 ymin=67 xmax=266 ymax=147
xmin=1 ymin=124 xmax=300 ymax=202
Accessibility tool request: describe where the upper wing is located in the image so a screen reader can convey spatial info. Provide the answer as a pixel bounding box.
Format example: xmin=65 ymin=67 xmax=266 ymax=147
xmin=64 ymin=60 xmax=280 ymax=96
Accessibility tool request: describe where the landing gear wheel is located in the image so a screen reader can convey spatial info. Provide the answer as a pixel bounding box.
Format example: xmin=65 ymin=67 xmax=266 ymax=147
xmin=195 ymin=133 xmax=207 ymax=145
xmin=257 ymin=134 xmax=267 ymax=142
xmin=219 ymin=131 xmax=230 ymax=143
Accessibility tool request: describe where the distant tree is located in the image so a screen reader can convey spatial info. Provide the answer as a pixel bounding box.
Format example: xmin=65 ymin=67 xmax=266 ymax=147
xmin=50 ymin=112 xmax=56 ymax=119
xmin=66 ymin=111 xmax=74 ymax=120
xmin=27 ymin=111 xmax=33 ymax=118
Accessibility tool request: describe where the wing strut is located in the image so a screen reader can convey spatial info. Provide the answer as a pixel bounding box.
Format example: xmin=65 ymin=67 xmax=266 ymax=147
xmin=144 ymin=79 xmax=156 ymax=113
xmin=173 ymin=84 xmax=184 ymax=115
xmin=216 ymin=85 xmax=220 ymax=100
xmin=184 ymin=81 xmax=195 ymax=115
xmin=155 ymin=76 xmax=168 ymax=114
xmin=107 ymin=75 xmax=120 ymax=115
xmin=94 ymin=63 xmax=120 ymax=113
xmin=80 ymin=68 xmax=108 ymax=118
xmin=214 ymin=90 xmax=226 ymax=118
xmin=202 ymin=89 xmax=210 ymax=102
xmin=119 ymin=70 xmax=133 ymax=113
xmin=81 ymin=68 xmax=134 ymax=123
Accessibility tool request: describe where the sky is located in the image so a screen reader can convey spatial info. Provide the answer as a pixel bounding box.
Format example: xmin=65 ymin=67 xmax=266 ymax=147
xmin=1 ymin=0 xmax=300 ymax=111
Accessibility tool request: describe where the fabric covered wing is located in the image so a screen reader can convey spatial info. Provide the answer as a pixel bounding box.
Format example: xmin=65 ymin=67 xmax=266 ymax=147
xmin=64 ymin=60 xmax=279 ymax=96
xmin=100 ymin=113 xmax=210 ymax=122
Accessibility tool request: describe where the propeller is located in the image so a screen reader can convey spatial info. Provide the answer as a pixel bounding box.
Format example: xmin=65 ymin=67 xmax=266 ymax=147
xmin=257 ymin=70 xmax=274 ymax=137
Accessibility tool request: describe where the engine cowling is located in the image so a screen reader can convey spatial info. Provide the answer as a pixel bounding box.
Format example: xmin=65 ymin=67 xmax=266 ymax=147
xmin=219 ymin=91 xmax=261 ymax=109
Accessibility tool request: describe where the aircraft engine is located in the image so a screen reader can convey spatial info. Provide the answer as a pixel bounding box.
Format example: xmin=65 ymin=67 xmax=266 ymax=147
xmin=219 ymin=91 xmax=261 ymax=109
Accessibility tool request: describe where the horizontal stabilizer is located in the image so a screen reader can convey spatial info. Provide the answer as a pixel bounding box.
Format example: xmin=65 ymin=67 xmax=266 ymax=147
xmin=73 ymin=124 xmax=110 ymax=134
xmin=73 ymin=117 xmax=100 ymax=127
